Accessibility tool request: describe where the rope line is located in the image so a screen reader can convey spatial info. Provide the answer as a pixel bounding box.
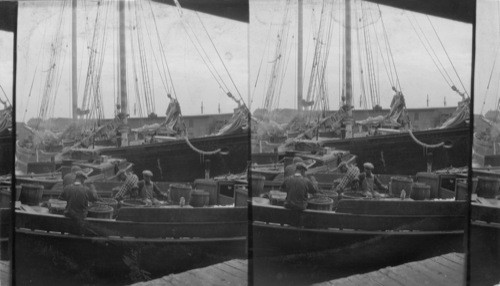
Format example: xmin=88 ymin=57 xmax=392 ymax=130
xmin=184 ymin=136 xmax=221 ymax=155
xmin=408 ymin=129 xmax=445 ymax=149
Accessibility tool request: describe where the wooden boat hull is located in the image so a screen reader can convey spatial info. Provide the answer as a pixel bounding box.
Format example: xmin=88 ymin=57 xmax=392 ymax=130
xmin=97 ymin=132 xmax=249 ymax=182
xmin=315 ymin=126 xmax=469 ymax=175
xmin=470 ymin=203 xmax=500 ymax=286
xmin=252 ymin=202 xmax=465 ymax=265
xmin=15 ymin=207 xmax=247 ymax=278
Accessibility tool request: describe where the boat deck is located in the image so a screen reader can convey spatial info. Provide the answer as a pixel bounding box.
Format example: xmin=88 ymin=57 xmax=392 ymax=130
xmin=130 ymin=259 xmax=247 ymax=286
xmin=313 ymin=252 xmax=464 ymax=286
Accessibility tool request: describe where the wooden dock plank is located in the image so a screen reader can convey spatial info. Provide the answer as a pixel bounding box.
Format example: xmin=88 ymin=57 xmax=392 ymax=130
xmin=365 ymin=270 xmax=405 ymax=286
xmin=227 ymin=259 xmax=247 ymax=272
xmin=0 ymin=260 xmax=9 ymax=286
xmin=313 ymin=253 xmax=464 ymax=286
xmin=130 ymin=259 xmax=247 ymax=286
xmin=440 ymin=253 xmax=464 ymax=266
xmin=212 ymin=263 xmax=247 ymax=279
xmin=190 ymin=266 xmax=242 ymax=285
xmin=401 ymin=263 xmax=450 ymax=285
xmin=422 ymin=259 xmax=463 ymax=284
xmin=383 ymin=267 xmax=423 ymax=286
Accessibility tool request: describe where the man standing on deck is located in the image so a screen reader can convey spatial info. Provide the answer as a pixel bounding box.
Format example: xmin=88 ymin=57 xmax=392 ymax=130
xmin=138 ymin=170 xmax=168 ymax=205
xmin=358 ymin=162 xmax=388 ymax=198
xmin=333 ymin=162 xmax=360 ymax=194
xmin=63 ymin=165 xmax=82 ymax=187
xmin=284 ymin=157 xmax=304 ymax=178
xmin=113 ymin=169 xmax=139 ymax=200
xmin=281 ymin=162 xmax=318 ymax=211
xmin=60 ymin=171 xmax=98 ymax=234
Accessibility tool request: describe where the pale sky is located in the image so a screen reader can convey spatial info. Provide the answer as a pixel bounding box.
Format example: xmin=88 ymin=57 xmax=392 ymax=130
xmin=16 ymin=0 xmax=248 ymax=122
xmin=475 ymin=0 xmax=500 ymax=115
xmin=249 ymin=0 xmax=472 ymax=112
xmin=0 ymin=30 xmax=13 ymax=106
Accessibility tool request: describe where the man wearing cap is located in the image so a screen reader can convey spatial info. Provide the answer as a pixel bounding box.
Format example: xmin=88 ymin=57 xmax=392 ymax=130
xmin=59 ymin=171 xmax=98 ymax=234
xmin=333 ymin=162 xmax=360 ymax=193
xmin=284 ymin=157 xmax=304 ymax=178
xmin=358 ymin=162 xmax=388 ymax=198
xmin=63 ymin=165 xmax=82 ymax=187
xmin=114 ymin=169 xmax=139 ymax=201
xmin=281 ymin=162 xmax=318 ymax=211
xmin=137 ymin=170 xmax=168 ymax=205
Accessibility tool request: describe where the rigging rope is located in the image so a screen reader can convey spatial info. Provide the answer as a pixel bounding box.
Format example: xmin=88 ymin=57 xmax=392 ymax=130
xmin=426 ymin=16 xmax=469 ymax=98
xmin=184 ymin=136 xmax=221 ymax=155
xmin=408 ymin=129 xmax=445 ymax=148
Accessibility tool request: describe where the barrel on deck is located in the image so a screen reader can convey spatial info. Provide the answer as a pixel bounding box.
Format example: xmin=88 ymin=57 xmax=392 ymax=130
xmin=169 ymin=184 xmax=192 ymax=204
xmin=190 ymin=190 xmax=209 ymax=207
xmin=476 ymin=177 xmax=500 ymax=198
xmin=307 ymin=196 xmax=333 ymax=211
xmin=88 ymin=204 xmax=113 ymax=219
xmin=20 ymin=184 xmax=44 ymax=206
xmin=410 ymin=182 xmax=431 ymax=200
xmin=389 ymin=177 xmax=413 ymax=197
xmin=251 ymin=174 xmax=265 ymax=197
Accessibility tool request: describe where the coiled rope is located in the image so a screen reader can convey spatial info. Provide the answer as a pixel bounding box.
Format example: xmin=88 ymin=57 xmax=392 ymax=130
xmin=408 ymin=129 xmax=445 ymax=149
xmin=184 ymin=136 xmax=221 ymax=155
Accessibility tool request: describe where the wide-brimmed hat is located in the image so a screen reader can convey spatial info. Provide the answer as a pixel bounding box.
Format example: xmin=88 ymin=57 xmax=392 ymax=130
xmin=142 ymin=170 xmax=153 ymax=177
xmin=363 ymin=162 xmax=374 ymax=170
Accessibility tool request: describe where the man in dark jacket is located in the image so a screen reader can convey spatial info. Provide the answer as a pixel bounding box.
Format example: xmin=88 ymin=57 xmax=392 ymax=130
xmin=138 ymin=170 xmax=168 ymax=205
xmin=59 ymin=171 xmax=98 ymax=234
xmin=358 ymin=162 xmax=388 ymax=198
xmin=281 ymin=162 xmax=318 ymax=211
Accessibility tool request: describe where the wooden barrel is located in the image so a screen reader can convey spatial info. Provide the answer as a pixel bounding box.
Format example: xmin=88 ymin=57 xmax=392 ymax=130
xmin=476 ymin=177 xmax=500 ymax=198
xmin=169 ymin=184 xmax=192 ymax=204
xmin=121 ymin=199 xmax=147 ymax=208
xmin=88 ymin=204 xmax=113 ymax=219
xmin=389 ymin=177 xmax=413 ymax=197
xmin=410 ymin=183 xmax=431 ymax=200
xmin=307 ymin=197 xmax=334 ymax=211
xmin=190 ymin=190 xmax=209 ymax=207
xmin=251 ymin=174 xmax=265 ymax=197
xmin=20 ymin=184 xmax=44 ymax=206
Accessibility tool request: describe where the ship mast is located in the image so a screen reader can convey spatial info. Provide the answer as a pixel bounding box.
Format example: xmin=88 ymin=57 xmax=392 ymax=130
xmin=72 ymin=0 xmax=77 ymax=120
xmin=119 ymin=0 xmax=128 ymax=146
xmin=297 ymin=0 xmax=303 ymax=111
xmin=344 ymin=0 xmax=353 ymax=137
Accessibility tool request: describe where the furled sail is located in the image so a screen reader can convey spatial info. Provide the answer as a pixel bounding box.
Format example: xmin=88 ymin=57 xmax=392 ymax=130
xmin=216 ymin=106 xmax=249 ymax=136
xmin=438 ymin=98 xmax=470 ymax=129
